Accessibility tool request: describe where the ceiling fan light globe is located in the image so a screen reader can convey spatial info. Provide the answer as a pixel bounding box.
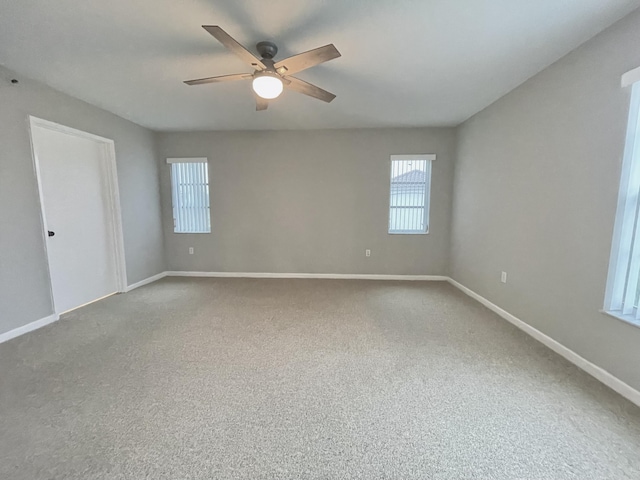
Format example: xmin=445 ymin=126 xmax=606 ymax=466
xmin=252 ymin=74 xmax=283 ymax=99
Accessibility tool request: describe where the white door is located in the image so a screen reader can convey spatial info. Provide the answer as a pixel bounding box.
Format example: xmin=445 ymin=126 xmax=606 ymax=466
xmin=31 ymin=124 xmax=119 ymax=314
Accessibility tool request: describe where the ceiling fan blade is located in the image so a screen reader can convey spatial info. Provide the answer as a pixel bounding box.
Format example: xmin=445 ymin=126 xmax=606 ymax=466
xmin=184 ymin=73 xmax=252 ymax=86
xmin=255 ymin=96 xmax=269 ymax=111
xmin=202 ymin=25 xmax=266 ymax=70
xmin=285 ymin=76 xmax=336 ymax=103
xmin=274 ymin=44 xmax=341 ymax=75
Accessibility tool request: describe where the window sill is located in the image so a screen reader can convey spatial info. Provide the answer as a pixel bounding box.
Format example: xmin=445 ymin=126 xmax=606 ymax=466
xmin=600 ymin=309 xmax=640 ymax=329
xmin=388 ymin=231 xmax=429 ymax=235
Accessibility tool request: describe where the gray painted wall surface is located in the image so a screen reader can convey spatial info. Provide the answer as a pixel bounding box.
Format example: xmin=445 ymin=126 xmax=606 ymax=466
xmin=0 ymin=66 xmax=165 ymax=335
xmin=157 ymin=128 xmax=455 ymax=275
xmin=451 ymin=11 xmax=640 ymax=390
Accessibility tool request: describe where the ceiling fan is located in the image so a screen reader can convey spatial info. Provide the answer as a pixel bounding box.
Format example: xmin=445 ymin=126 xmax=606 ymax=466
xmin=184 ymin=26 xmax=341 ymax=111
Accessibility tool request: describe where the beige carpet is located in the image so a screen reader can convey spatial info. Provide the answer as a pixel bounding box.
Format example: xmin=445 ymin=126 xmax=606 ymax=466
xmin=1 ymin=278 xmax=639 ymax=479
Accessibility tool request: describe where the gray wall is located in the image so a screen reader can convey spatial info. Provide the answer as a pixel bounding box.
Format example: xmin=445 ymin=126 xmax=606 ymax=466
xmin=157 ymin=128 xmax=455 ymax=275
xmin=0 ymin=66 xmax=165 ymax=335
xmin=451 ymin=10 xmax=640 ymax=390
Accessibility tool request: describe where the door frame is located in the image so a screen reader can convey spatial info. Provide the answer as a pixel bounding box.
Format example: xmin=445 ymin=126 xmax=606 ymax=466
xmin=28 ymin=116 xmax=128 ymax=314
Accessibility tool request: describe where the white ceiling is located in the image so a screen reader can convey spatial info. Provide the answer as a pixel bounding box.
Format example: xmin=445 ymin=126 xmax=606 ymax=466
xmin=1 ymin=0 xmax=639 ymax=131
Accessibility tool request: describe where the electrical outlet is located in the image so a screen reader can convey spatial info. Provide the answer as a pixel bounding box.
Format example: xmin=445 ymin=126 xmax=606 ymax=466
xmin=365 ymin=249 xmax=371 ymax=257
xmin=501 ymin=271 xmax=507 ymax=283
xmin=189 ymin=247 xmax=194 ymax=255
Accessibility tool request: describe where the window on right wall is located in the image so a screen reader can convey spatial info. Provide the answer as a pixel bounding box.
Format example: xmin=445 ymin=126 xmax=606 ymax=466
xmin=605 ymin=81 xmax=640 ymax=326
xmin=388 ymin=154 xmax=435 ymax=234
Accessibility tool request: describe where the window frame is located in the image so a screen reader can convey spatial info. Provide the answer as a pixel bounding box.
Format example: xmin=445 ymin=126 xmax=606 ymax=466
xmin=604 ymin=83 xmax=640 ymax=327
xmin=167 ymin=157 xmax=211 ymax=234
xmin=388 ymin=154 xmax=435 ymax=235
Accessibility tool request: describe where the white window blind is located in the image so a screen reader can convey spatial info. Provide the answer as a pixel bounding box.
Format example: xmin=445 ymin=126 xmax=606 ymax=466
xmin=606 ymin=83 xmax=640 ymax=325
xmin=167 ymin=158 xmax=211 ymax=233
xmin=388 ymin=155 xmax=434 ymax=234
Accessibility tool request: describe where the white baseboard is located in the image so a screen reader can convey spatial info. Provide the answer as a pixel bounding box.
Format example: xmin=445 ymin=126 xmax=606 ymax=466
xmin=0 ymin=313 xmax=60 ymax=344
xmin=166 ymin=271 xmax=448 ymax=281
xmin=446 ymin=277 xmax=640 ymax=408
xmin=0 ymin=270 xmax=167 ymax=343
xmin=9 ymin=273 xmax=637 ymax=408
xmin=125 ymin=271 xmax=168 ymax=292
xmin=0 ymin=273 xmax=441 ymax=345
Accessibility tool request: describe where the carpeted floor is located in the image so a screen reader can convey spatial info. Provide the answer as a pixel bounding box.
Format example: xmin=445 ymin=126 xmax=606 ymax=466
xmin=1 ymin=278 xmax=640 ymax=479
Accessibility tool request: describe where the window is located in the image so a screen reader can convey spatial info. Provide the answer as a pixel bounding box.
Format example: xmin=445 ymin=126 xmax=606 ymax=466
xmin=605 ymin=82 xmax=640 ymax=325
xmin=167 ymin=157 xmax=211 ymax=233
xmin=388 ymin=154 xmax=434 ymax=234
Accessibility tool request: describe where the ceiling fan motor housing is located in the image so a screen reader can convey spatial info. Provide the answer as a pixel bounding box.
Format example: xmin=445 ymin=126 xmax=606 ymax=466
xmin=256 ymin=41 xmax=278 ymax=60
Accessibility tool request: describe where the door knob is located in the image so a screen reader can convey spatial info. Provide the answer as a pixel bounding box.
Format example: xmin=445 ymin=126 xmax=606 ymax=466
xmin=47 ymin=230 xmax=55 ymax=237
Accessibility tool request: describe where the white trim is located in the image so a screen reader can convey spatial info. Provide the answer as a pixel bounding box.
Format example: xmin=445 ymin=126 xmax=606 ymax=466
xmin=28 ymin=116 xmax=128 ymax=316
xmin=166 ymin=271 xmax=448 ymax=281
xmin=0 ymin=314 xmax=60 ymax=344
xmin=166 ymin=157 xmax=207 ymax=164
xmin=102 ymin=140 xmax=128 ymax=293
xmin=600 ymin=309 xmax=640 ymax=330
xmin=125 ymin=272 xmax=168 ymax=292
xmin=447 ymin=277 xmax=640 ymax=408
xmin=622 ymin=65 xmax=640 ymax=88
xmin=58 ymin=292 xmax=117 ymax=315
xmin=29 ymin=117 xmax=115 ymax=144
xmin=389 ymin=154 xmax=436 ymax=162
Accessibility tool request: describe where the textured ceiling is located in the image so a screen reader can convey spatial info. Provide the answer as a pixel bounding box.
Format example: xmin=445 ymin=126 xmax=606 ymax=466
xmin=0 ymin=0 xmax=639 ymax=131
